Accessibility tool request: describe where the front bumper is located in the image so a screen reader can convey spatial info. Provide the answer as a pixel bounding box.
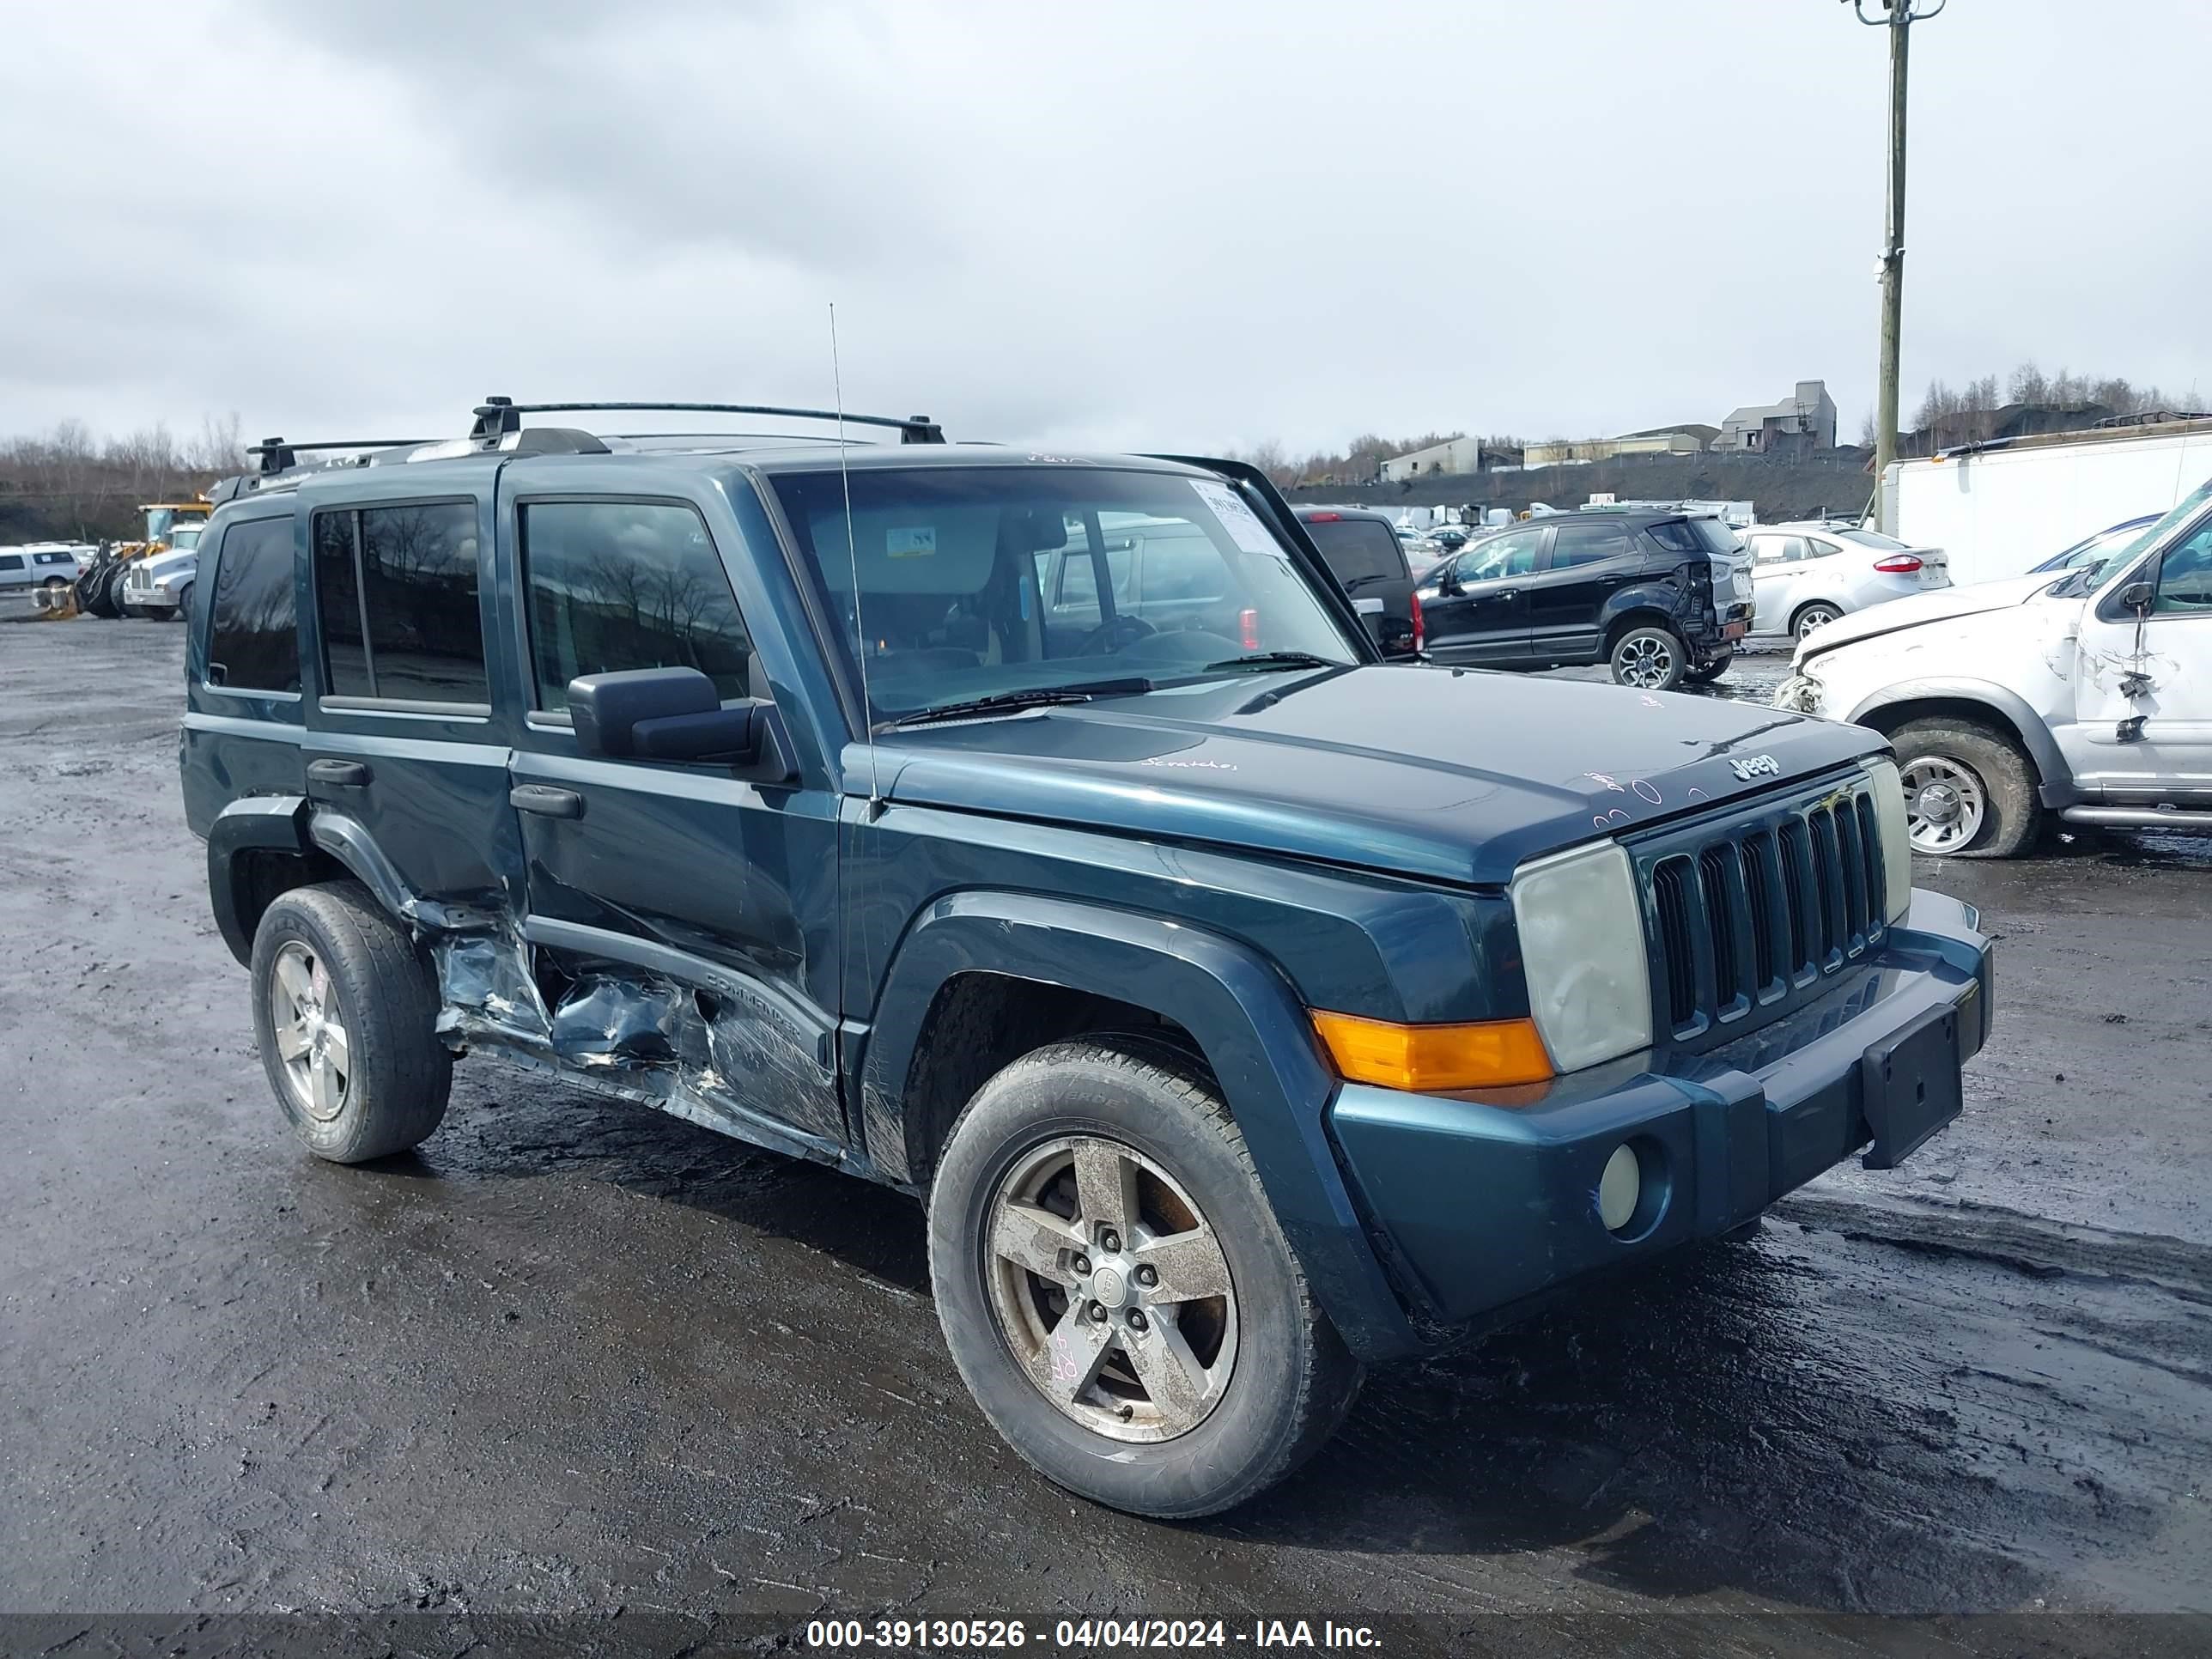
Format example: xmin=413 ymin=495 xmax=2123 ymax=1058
xmin=1330 ymin=889 xmax=1991 ymax=1328
xmin=122 ymin=585 xmax=181 ymax=610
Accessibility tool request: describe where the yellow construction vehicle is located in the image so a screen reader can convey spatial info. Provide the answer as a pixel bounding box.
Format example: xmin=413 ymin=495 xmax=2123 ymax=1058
xmin=78 ymin=500 xmax=213 ymax=618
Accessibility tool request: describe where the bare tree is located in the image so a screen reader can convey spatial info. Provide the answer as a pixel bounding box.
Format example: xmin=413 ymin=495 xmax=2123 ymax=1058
xmin=190 ymin=411 xmax=248 ymax=472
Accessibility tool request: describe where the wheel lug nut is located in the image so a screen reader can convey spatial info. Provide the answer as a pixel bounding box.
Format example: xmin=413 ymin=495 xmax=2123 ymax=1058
xmin=1071 ymin=1254 xmax=1091 ymax=1276
xmin=1089 ymin=1302 xmax=1108 ymax=1323
xmin=1126 ymin=1310 xmax=1148 ymax=1332
xmin=1099 ymin=1229 xmax=1121 ymax=1254
xmin=1134 ymin=1264 xmax=1158 ymax=1288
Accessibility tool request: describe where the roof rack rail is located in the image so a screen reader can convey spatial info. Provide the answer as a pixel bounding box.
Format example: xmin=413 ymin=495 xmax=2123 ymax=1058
xmin=468 ymin=397 xmax=945 ymax=445
xmin=248 ymin=437 xmax=439 ymax=475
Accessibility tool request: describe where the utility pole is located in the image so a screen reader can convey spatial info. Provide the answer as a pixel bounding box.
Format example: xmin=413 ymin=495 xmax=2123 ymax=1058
xmin=1845 ymin=0 xmax=1947 ymax=485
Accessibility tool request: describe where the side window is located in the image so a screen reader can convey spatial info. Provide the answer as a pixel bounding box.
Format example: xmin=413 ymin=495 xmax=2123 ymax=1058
xmin=1549 ymin=522 xmax=1633 ymax=569
xmin=313 ymin=511 xmax=371 ymax=696
xmin=521 ymin=500 xmax=753 ymax=710
xmin=313 ymin=501 xmax=486 ymax=704
xmin=1134 ymin=529 xmax=1226 ymax=602
xmin=1806 ymin=536 xmax=1843 ymax=559
xmin=2153 ymin=525 xmax=2212 ymax=614
xmin=0 ymin=555 xmax=23 ymax=572
xmin=207 ymin=517 xmax=300 ymax=692
xmin=1460 ymin=530 xmax=1540 ymax=583
xmin=1750 ymin=535 xmax=1806 ymax=565
xmin=1056 ymin=541 xmax=1133 ymax=609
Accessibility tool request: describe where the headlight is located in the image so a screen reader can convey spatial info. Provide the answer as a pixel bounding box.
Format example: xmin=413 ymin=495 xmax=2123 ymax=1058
xmin=1510 ymin=841 xmax=1653 ymax=1073
xmin=1861 ymin=757 xmax=1913 ymax=921
xmin=1773 ymin=674 xmax=1824 ymax=714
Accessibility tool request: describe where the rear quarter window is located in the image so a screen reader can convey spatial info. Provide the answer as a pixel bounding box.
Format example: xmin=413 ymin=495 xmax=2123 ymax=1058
xmin=208 ymin=517 xmax=301 ymax=693
xmin=1647 ymin=520 xmax=1741 ymax=557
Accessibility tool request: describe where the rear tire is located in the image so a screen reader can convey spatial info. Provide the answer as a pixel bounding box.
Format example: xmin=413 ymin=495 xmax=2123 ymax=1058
xmin=927 ymin=1039 xmax=1362 ymax=1518
xmin=1792 ymin=601 xmax=1843 ymax=640
xmin=1609 ymin=623 xmax=1687 ymax=690
xmin=1887 ymin=718 xmax=2041 ymax=858
xmin=1685 ymin=648 xmax=1735 ymax=684
xmin=249 ymin=881 xmax=452 ymax=1163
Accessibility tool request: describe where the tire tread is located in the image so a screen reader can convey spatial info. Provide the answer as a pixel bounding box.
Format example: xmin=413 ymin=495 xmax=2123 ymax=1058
xmin=929 ymin=1037 xmax=1361 ymax=1517
xmin=250 ymin=879 xmax=451 ymax=1162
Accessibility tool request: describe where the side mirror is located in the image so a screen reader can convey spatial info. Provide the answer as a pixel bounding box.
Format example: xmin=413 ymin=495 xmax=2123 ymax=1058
xmin=568 ymin=666 xmax=766 ymax=764
xmin=2120 ymin=580 xmax=2155 ymax=613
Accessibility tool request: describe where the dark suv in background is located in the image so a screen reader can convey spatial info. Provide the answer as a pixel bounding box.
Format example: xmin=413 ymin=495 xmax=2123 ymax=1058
xmin=1416 ymin=509 xmax=1753 ymax=688
xmin=1292 ymin=504 xmax=1420 ymax=658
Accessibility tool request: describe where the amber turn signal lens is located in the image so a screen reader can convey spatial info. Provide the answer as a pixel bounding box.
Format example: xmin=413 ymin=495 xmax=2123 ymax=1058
xmin=1310 ymin=1012 xmax=1554 ymax=1091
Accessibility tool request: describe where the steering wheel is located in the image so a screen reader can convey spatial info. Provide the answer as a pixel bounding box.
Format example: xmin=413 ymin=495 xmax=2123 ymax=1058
xmin=1078 ymin=614 xmax=1157 ymax=655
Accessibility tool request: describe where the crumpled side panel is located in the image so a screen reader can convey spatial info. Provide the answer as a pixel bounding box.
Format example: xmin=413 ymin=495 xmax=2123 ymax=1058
xmin=434 ymin=930 xmax=551 ymax=1040
xmin=693 ymin=990 xmax=845 ymax=1145
xmin=428 ymin=926 xmax=847 ymax=1164
xmin=549 ymin=975 xmax=685 ymax=1069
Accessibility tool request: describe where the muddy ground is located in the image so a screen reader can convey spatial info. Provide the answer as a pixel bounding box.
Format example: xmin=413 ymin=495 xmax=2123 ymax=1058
xmin=3 ymin=611 xmax=2209 ymax=1656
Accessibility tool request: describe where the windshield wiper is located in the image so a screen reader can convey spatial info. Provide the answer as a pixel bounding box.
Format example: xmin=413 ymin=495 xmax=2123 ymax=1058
xmin=881 ymin=679 xmax=1155 ymax=727
xmin=1200 ymin=651 xmax=1345 ymax=673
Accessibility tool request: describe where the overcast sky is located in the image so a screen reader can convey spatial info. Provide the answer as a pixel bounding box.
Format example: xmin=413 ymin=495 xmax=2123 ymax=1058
xmin=4 ymin=0 xmax=2206 ymax=459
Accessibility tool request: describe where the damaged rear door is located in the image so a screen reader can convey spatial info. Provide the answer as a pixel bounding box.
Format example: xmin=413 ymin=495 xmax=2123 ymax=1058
xmin=2064 ymin=515 xmax=2212 ymax=804
xmin=495 ymin=479 xmax=848 ymax=1159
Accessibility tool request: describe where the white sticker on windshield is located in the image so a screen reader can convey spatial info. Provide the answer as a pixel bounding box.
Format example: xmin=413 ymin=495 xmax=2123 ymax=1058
xmin=885 ymin=526 xmax=937 ymax=557
xmin=1188 ymin=479 xmax=1285 ymax=557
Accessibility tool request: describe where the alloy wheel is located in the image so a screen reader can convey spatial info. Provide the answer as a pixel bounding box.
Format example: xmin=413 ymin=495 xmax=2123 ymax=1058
xmin=1900 ymin=754 xmax=1986 ymax=853
xmin=1796 ymin=605 xmax=1840 ymax=640
xmin=269 ymin=939 xmax=351 ymax=1122
xmin=986 ymin=1135 xmax=1237 ymax=1443
xmin=1615 ymin=635 xmax=1675 ymax=689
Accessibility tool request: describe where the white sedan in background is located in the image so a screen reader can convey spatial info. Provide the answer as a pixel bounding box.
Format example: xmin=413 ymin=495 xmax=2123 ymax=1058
xmin=1741 ymin=522 xmax=1950 ymax=641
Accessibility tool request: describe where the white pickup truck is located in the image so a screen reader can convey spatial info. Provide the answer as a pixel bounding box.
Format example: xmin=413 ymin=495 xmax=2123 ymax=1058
xmin=1775 ymin=475 xmax=2212 ymax=855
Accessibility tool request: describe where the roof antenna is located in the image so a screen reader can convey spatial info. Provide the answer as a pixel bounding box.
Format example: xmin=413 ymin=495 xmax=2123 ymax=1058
xmin=831 ymin=302 xmax=882 ymax=815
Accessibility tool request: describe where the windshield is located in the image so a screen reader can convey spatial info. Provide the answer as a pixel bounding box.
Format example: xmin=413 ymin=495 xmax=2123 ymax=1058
xmin=2050 ymin=477 xmax=2212 ymax=598
xmin=769 ymin=465 xmax=1361 ymax=722
xmin=1837 ymin=528 xmax=1910 ymax=550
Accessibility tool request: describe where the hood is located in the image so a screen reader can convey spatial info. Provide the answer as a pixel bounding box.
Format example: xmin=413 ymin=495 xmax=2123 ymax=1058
xmin=872 ymin=666 xmax=1881 ymax=886
xmin=135 ymin=547 xmax=198 ymax=583
xmin=1796 ymin=570 xmax=2063 ymax=665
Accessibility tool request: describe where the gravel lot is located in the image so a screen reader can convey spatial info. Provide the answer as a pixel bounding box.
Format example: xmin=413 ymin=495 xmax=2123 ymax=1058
xmin=3 ymin=610 xmax=2209 ymax=1656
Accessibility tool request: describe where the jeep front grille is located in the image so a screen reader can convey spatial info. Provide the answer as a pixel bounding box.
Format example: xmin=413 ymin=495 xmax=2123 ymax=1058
xmin=1642 ymin=781 xmax=1887 ymax=1041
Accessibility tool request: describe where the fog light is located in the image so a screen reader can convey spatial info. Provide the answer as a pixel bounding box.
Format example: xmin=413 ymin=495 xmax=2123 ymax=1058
xmin=1597 ymin=1144 xmax=1640 ymax=1233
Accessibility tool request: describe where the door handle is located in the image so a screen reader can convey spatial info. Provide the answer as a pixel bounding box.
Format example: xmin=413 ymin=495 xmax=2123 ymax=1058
xmin=1497 ymin=588 xmax=1518 ymax=600
xmin=307 ymin=758 xmax=371 ymax=787
xmin=509 ymin=784 xmax=586 ymax=820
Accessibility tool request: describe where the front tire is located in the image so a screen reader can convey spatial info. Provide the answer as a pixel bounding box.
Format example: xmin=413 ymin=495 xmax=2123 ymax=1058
xmin=927 ymin=1040 xmax=1361 ymax=1518
xmin=1888 ymin=718 xmax=2041 ymax=857
xmin=249 ymin=881 xmax=452 ymax=1162
xmin=1609 ymin=623 xmax=1687 ymax=690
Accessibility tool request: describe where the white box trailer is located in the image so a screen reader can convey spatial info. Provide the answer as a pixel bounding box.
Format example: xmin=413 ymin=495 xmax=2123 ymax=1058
xmin=1881 ymin=418 xmax=2212 ymax=585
